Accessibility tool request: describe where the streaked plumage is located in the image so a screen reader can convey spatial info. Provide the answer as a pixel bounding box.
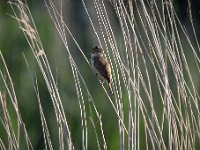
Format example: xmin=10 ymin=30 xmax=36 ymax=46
xmin=91 ymin=46 xmax=112 ymax=93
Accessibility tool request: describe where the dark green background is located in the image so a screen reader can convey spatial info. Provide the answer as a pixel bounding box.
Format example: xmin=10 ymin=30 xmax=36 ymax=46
xmin=0 ymin=0 xmax=200 ymax=149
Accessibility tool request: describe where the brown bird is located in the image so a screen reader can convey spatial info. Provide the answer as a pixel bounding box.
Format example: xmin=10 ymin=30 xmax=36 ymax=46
xmin=91 ymin=46 xmax=113 ymax=93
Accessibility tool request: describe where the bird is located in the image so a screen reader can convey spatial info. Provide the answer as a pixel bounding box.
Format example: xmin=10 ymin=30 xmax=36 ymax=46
xmin=91 ymin=46 xmax=113 ymax=94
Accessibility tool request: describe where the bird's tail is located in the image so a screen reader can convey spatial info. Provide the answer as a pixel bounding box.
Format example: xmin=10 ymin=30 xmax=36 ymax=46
xmin=108 ymin=82 xmax=113 ymax=94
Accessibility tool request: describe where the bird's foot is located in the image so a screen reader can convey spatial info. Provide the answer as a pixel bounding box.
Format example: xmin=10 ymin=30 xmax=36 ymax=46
xmin=99 ymin=80 xmax=105 ymax=85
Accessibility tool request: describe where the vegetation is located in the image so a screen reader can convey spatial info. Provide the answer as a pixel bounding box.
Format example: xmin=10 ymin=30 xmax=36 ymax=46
xmin=0 ymin=0 xmax=200 ymax=149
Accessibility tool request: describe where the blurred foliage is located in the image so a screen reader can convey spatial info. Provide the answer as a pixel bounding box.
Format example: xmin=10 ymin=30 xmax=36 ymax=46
xmin=0 ymin=0 xmax=200 ymax=149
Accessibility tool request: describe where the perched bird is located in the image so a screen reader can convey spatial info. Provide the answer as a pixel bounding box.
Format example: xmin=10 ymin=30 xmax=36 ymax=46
xmin=91 ymin=46 xmax=113 ymax=93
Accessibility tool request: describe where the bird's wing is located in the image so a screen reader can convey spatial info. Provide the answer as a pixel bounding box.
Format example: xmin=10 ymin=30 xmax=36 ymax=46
xmin=100 ymin=62 xmax=112 ymax=83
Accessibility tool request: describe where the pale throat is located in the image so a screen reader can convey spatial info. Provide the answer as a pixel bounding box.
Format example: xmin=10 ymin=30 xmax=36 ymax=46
xmin=91 ymin=52 xmax=103 ymax=58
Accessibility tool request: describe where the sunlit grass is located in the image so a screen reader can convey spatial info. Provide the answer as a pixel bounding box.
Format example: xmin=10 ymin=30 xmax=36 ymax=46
xmin=0 ymin=0 xmax=200 ymax=149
